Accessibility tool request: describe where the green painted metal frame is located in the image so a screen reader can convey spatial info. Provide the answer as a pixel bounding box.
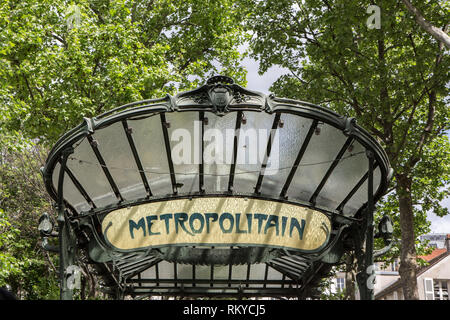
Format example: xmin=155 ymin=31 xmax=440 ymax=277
xmin=42 ymin=76 xmax=392 ymax=300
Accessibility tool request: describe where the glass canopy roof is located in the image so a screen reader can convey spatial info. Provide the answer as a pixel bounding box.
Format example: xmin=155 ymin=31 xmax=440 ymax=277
xmin=46 ymin=104 xmax=388 ymax=217
xmin=42 ymin=76 xmax=392 ymax=299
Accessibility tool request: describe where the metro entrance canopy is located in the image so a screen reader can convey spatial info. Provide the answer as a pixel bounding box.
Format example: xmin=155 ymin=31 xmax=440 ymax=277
xmin=41 ymin=76 xmax=393 ymax=300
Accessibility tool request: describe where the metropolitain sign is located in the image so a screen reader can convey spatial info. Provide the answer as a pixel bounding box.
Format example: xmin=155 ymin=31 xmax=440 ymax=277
xmin=102 ymin=197 xmax=331 ymax=252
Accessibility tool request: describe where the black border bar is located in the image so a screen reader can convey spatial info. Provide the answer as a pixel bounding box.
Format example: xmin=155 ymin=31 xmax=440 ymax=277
xmin=199 ymin=112 xmax=205 ymax=193
xmin=280 ymin=119 xmax=319 ymax=198
xmin=336 ymin=162 xmax=380 ymax=212
xmin=64 ymin=165 xmax=97 ymax=209
xmin=87 ymin=134 xmax=123 ymax=202
xmin=228 ymin=111 xmax=243 ymax=193
xmin=255 ymin=113 xmax=282 ymax=195
xmin=160 ymin=113 xmax=178 ymax=195
xmin=122 ymin=120 xmax=152 ymax=197
xmin=309 ymin=137 xmax=354 ymax=205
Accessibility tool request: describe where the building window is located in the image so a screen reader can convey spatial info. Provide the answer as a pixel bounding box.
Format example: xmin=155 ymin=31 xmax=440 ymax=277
xmin=391 ymin=260 xmax=399 ymax=272
xmin=424 ymin=278 xmax=434 ymax=300
xmin=336 ymin=278 xmax=345 ymax=292
xmin=433 ymin=280 xmax=449 ymax=300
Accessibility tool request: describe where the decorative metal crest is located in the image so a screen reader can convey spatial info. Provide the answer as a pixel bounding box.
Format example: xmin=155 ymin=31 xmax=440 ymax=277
xmin=175 ymin=75 xmax=263 ymax=115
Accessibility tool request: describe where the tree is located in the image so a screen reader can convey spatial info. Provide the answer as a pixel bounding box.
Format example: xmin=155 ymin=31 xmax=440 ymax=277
xmin=401 ymin=0 xmax=450 ymax=49
xmin=0 ymin=132 xmax=113 ymax=299
xmin=0 ymin=0 xmax=247 ymax=144
xmin=247 ymin=0 xmax=449 ymax=299
xmin=0 ymin=135 xmax=60 ymax=299
xmin=0 ymin=0 xmax=248 ymax=299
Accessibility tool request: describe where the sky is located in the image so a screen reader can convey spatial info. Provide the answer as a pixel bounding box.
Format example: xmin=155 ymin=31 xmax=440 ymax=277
xmin=241 ymin=55 xmax=450 ymax=235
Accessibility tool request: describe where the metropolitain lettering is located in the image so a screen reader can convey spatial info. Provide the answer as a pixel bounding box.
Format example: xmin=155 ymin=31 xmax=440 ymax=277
xmin=128 ymin=212 xmax=306 ymax=241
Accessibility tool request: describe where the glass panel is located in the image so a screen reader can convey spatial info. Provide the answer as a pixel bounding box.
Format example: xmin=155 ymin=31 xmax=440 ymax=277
xmin=164 ymin=111 xmax=238 ymax=194
xmin=314 ymin=140 xmax=368 ymax=210
xmin=63 ymin=174 xmax=91 ymax=212
xmin=166 ymin=111 xmax=199 ymax=194
xmin=192 ymin=265 xmax=210 ymax=288
xmin=212 ymin=265 xmax=230 ymax=287
xmin=203 ymin=112 xmax=236 ymax=192
xmin=230 ymin=264 xmax=248 ymax=280
xmin=343 ymin=166 xmax=381 ymax=216
xmin=66 ymin=138 xmax=117 ymax=208
xmin=93 ymin=121 xmax=146 ymax=201
xmin=266 ymin=265 xmax=283 ymax=288
xmin=52 ymin=162 xmax=91 ymax=213
xmin=176 ymin=263 xmax=193 ymax=280
xmin=234 ymin=111 xmax=276 ymax=194
xmin=139 ymin=264 xmax=156 ymax=279
xmin=286 ymin=123 xmax=348 ymax=203
xmin=129 ymin=114 xmax=173 ymax=197
xmin=51 ymin=161 xmax=60 ymax=193
xmin=261 ymin=115 xmax=314 ymax=196
xmin=248 ymin=263 xmax=267 ymax=288
xmin=157 ymin=261 xmax=175 ymax=287
xmin=52 ymin=111 xmax=385 ymax=216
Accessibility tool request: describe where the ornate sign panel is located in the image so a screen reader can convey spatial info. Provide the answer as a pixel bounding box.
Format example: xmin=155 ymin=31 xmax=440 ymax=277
xmin=102 ymin=197 xmax=331 ymax=252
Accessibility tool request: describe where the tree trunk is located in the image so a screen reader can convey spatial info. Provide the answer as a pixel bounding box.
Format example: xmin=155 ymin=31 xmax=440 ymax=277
xmin=396 ymin=174 xmax=419 ymax=300
xmin=344 ymin=254 xmax=356 ymax=300
xmin=81 ymin=276 xmax=86 ymax=300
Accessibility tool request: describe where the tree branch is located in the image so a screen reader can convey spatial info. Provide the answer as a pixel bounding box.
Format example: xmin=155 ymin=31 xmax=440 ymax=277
xmin=22 ymin=74 xmax=35 ymax=102
xmin=406 ymin=25 xmax=447 ymax=168
xmin=50 ymin=33 xmax=67 ymax=48
xmin=409 ymin=89 xmax=435 ymax=168
xmin=391 ymin=102 xmax=419 ymax=166
xmin=289 ymin=69 xmax=308 ymax=85
xmin=401 ymin=0 xmax=450 ymax=49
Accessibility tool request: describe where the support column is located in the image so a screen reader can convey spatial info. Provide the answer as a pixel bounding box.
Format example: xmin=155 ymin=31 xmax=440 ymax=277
xmin=57 ymin=147 xmax=76 ymax=300
xmin=356 ymin=150 xmax=375 ymax=300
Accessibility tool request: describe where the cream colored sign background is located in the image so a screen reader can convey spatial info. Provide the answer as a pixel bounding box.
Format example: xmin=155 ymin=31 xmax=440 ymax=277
xmin=102 ymin=197 xmax=331 ymax=252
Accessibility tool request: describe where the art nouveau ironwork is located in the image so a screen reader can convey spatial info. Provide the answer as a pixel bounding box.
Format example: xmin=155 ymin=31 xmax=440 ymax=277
xmin=41 ymin=76 xmax=393 ymax=300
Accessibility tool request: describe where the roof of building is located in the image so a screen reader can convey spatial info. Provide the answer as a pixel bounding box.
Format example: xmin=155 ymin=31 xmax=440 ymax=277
xmin=420 ymin=233 xmax=450 ymax=238
xmin=418 ymin=248 xmax=447 ymax=262
xmin=375 ymin=247 xmax=450 ymax=299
